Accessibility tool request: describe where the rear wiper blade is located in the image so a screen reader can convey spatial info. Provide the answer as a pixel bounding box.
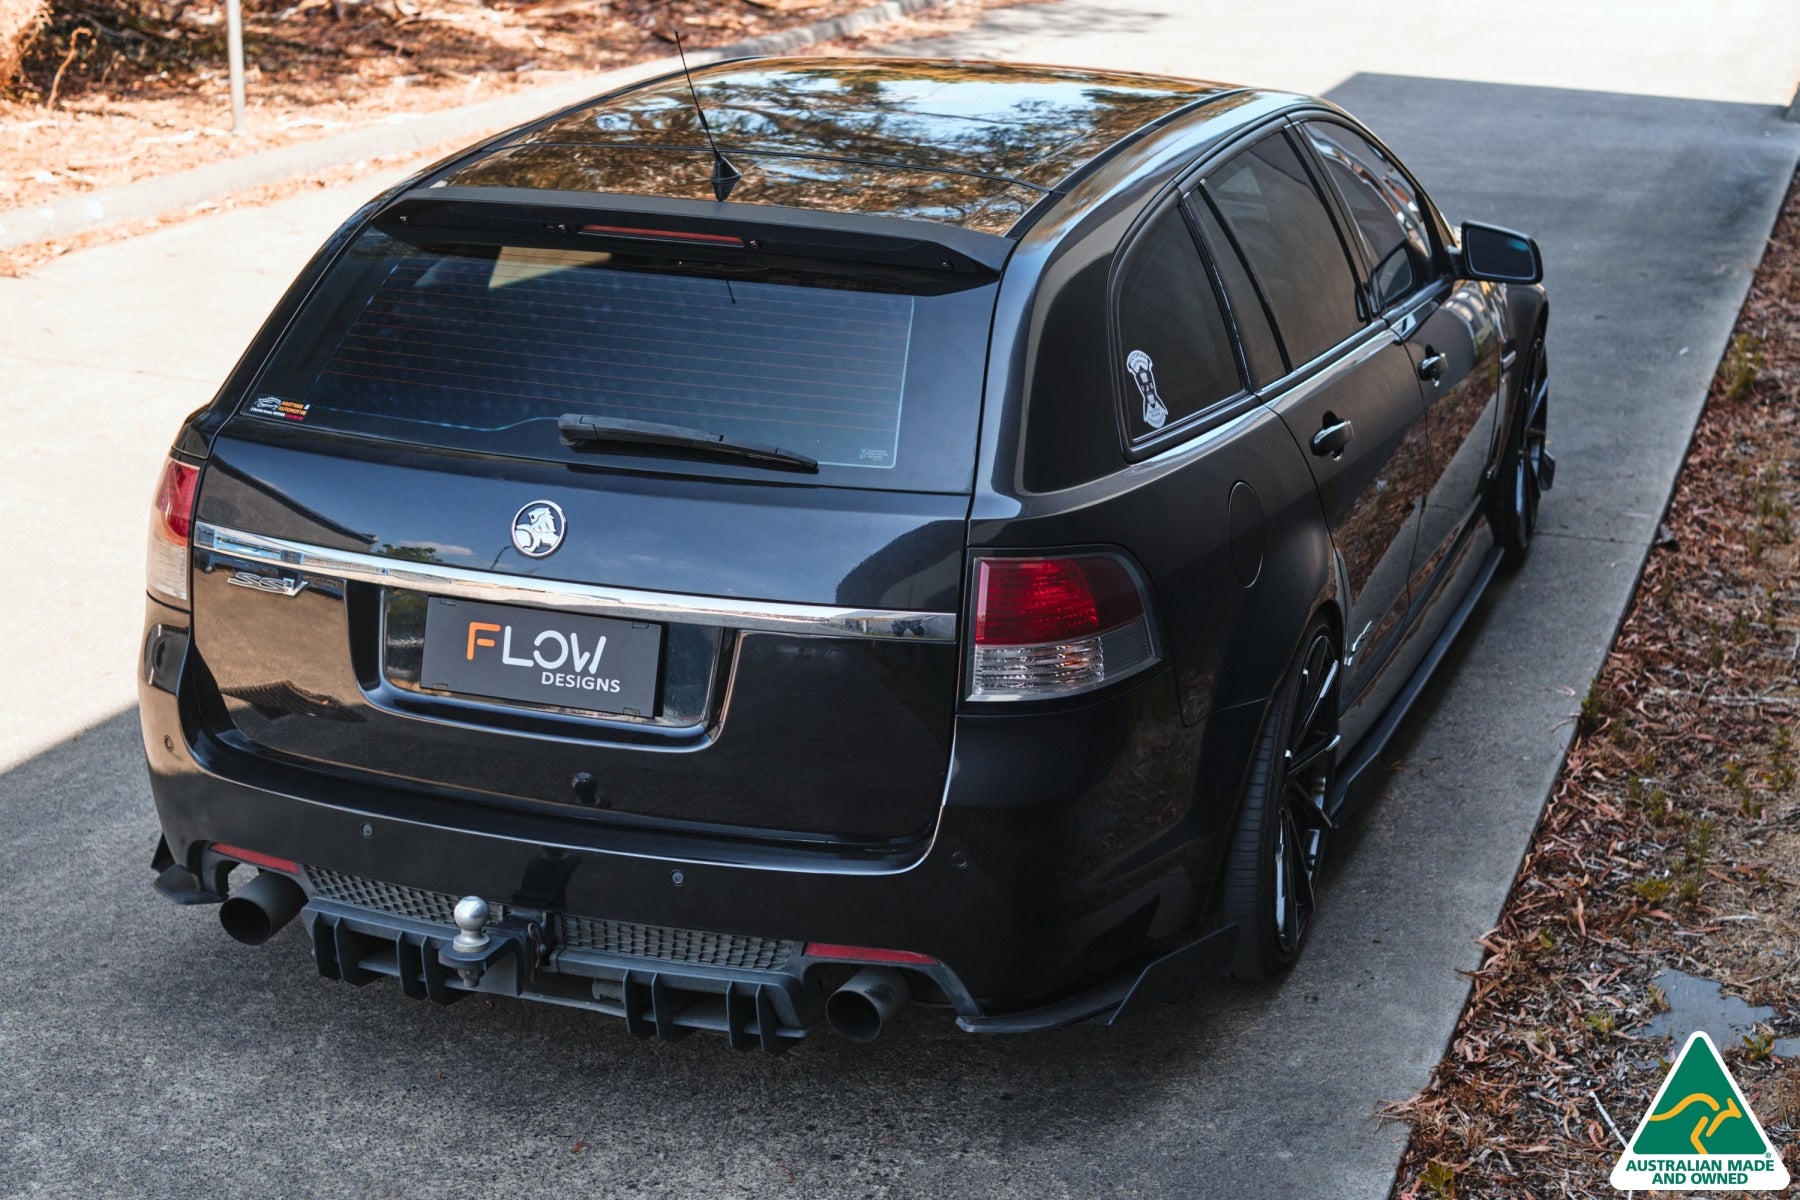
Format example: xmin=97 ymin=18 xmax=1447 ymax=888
xmin=557 ymin=415 xmax=818 ymax=473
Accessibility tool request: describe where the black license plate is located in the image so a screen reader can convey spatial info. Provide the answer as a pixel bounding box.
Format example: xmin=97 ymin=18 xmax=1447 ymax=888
xmin=418 ymin=597 xmax=662 ymax=717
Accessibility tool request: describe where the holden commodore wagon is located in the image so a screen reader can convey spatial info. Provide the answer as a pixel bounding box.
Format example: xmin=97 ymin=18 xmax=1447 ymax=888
xmin=140 ymin=57 xmax=1551 ymax=1048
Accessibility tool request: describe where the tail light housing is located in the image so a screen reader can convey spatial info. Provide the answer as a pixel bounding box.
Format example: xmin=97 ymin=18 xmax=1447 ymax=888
xmin=148 ymin=457 xmax=200 ymax=606
xmin=967 ymin=553 xmax=1160 ymax=701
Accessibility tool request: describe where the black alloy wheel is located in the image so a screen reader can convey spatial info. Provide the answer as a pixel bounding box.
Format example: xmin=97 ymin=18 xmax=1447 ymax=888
xmin=1222 ymin=618 xmax=1342 ymax=979
xmin=1496 ymin=334 xmax=1550 ymax=569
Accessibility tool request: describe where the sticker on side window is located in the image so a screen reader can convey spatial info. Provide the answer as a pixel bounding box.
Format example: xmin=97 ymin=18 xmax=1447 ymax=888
xmin=247 ymin=395 xmax=310 ymax=423
xmin=1126 ymin=350 xmax=1169 ymax=430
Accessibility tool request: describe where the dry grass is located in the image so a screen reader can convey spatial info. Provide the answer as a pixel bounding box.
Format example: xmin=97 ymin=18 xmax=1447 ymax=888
xmin=1387 ymin=170 xmax=1800 ymax=1199
xmin=0 ymin=0 xmax=45 ymax=85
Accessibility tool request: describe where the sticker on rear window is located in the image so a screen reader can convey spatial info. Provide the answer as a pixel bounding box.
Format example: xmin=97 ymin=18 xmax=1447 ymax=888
xmin=1126 ymin=350 xmax=1168 ymax=430
xmin=248 ymin=394 xmax=310 ymax=423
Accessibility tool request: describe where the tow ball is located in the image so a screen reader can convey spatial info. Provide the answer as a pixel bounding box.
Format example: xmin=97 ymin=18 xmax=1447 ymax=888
xmin=436 ymin=896 xmax=547 ymax=988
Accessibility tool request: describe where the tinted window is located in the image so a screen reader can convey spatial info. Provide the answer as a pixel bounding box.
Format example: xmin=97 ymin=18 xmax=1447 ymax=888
xmin=1303 ymin=121 xmax=1435 ymax=310
xmin=246 ymin=231 xmax=996 ymax=493
xmin=1205 ymin=132 xmax=1363 ymax=366
xmin=1113 ymin=204 xmax=1242 ymax=440
xmin=1190 ymin=193 xmax=1285 ymax=387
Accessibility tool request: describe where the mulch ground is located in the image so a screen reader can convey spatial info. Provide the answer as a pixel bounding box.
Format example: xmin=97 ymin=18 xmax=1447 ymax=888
xmin=0 ymin=0 xmax=1024 ymax=215
xmin=1387 ymin=170 xmax=1800 ymax=1199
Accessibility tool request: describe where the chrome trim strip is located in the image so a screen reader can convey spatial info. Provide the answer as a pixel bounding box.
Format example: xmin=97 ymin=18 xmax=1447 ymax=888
xmin=195 ymin=524 xmax=957 ymax=643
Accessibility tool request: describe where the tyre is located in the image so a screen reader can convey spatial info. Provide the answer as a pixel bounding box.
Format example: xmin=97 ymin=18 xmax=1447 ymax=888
xmin=1492 ymin=332 xmax=1551 ymax=571
xmin=1221 ymin=618 xmax=1342 ymax=979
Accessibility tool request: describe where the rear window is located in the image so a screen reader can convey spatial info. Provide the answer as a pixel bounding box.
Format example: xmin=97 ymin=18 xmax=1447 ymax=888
xmin=245 ymin=229 xmax=997 ymax=492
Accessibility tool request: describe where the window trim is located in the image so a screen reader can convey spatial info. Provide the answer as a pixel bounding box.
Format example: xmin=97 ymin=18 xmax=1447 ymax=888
xmin=1184 ymin=185 xmax=1291 ymax=377
xmin=1106 ymin=194 xmax=1261 ymax=462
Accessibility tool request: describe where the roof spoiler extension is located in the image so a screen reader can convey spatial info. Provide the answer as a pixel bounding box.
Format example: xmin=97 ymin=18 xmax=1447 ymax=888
xmin=373 ymin=186 xmax=1014 ymax=276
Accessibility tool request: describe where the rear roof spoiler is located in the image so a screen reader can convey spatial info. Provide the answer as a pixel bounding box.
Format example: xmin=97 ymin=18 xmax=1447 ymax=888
xmin=373 ymin=186 xmax=1013 ymax=276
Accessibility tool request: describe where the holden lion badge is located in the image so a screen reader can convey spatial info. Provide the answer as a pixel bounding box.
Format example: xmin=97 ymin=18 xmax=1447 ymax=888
xmin=1126 ymin=349 xmax=1169 ymax=430
xmin=511 ymin=500 xmax=566 ymax=558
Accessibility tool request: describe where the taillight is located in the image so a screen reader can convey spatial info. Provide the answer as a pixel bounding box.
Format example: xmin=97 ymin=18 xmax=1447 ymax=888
xmin=968 ymin=554 xmax=1159 ymax=701
xmin=148 ymin=457 xmax=200 ymax=606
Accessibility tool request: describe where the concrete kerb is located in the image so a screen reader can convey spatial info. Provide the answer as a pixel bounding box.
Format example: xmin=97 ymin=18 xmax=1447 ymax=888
xmin=0 ymin=0 xmax=949 ymax=250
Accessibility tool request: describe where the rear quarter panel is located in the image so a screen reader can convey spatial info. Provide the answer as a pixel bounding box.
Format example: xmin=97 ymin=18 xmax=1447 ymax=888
xmin=964 ymin=160 xmax=1338 ymax=921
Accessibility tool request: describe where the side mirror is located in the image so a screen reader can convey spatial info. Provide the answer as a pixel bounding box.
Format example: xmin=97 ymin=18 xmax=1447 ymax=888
xmin=1460 ymin=221 xmax=1542 ymax=284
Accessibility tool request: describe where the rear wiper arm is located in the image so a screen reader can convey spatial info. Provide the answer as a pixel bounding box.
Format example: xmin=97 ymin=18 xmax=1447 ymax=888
xmin=557 ymin=415 xmax=819 ymax=473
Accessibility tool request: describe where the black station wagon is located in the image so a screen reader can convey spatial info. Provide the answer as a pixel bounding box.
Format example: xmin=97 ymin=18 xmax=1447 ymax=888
xmin=140 ymin=57 xmax=1552 ymax=1047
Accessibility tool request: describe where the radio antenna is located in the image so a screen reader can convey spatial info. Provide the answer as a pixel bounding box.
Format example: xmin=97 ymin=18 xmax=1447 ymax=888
xmin=673 ymin=31 xmax=742 ymax=202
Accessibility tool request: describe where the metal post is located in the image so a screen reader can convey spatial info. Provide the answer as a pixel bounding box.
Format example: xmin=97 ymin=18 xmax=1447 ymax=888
xmin=226 ymin=0 xmax=246 ymax=136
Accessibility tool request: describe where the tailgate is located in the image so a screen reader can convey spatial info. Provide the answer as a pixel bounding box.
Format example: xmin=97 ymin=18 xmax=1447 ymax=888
xmin=183 ymin=224 xmax=994 ymax=846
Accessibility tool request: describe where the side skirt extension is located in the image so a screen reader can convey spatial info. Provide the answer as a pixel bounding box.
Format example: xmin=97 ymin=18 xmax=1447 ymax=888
xmin=1330 ymin=544 xmax=1504 ymax=819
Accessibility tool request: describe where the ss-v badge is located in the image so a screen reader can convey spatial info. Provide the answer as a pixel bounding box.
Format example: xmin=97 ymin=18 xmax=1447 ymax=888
xmin=228 ymin=571 xmax=307 ymax=597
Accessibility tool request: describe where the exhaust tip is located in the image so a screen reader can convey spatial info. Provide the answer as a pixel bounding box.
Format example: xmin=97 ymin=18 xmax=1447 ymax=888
xmin=219 ymin=871 xmax=306 ymax=946
xmin=826 ymin=966 xmax=910 ymax=1044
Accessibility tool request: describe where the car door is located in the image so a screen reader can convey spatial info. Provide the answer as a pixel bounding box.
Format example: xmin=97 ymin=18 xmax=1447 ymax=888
xmin=1299 ymin=120 xmax=1503 ymax=620
xmin=1195 ymin=128 xmax=1433 ymax=741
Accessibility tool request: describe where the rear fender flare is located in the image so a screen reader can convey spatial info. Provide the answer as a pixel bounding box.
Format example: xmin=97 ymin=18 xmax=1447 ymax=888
xmin=1188 ymin=504 xmax=1340 ymax=915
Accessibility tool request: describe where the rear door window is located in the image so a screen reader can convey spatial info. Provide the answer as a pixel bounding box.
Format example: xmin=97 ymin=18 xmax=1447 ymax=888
xmin=244 ymin=230 xmax=998 ymax=493
xmin=1112 ymin=203 xmax=1244 ymax=442
xmin=1204 ymin=131 xmax=1365 ymax=367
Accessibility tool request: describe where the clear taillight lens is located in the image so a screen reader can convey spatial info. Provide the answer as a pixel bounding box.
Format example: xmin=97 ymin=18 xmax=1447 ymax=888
xmin=147 ymin=458 xmax=199 ymax=606
xmin=967 ymin=555 xmax=1159 ymax=701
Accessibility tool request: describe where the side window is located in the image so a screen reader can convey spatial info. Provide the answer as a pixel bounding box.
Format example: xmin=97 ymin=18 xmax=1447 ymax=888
xmin=1189 ymin=192 xmax=1285 ymax=387
xmin=1302 ymin=121 xmax=1435 ymax=310
xmin=1113 ymin=203 xmax=1243 ymax=441
xmin=1204 ymin=131 xmax=1364 ymax=367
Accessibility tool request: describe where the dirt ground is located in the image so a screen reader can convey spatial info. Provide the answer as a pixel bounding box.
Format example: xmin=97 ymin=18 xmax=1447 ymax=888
xmin=1389 ymin=171 xmax=1800 ymax=1199
xmin=0 ymin=0 xmax=1022 ymax=214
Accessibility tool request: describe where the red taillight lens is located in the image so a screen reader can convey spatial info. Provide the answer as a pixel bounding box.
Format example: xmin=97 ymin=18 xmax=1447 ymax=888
xmin=968 ymin=553 xmax=1158 ymax=701
xmin=805 ymin=943 xmax=939 ymax=967
xmin=148 ymin=458 xmax=200 ymax=605
xmin=152 ymin=459 xmax=199 ymax=545
xmin=974 ymin=557 xmax=1143 ymax=646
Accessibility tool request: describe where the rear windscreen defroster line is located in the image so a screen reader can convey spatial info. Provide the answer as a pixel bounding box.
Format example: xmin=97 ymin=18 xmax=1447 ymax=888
xmin=244 ymin=231 xmax=998 ymax=493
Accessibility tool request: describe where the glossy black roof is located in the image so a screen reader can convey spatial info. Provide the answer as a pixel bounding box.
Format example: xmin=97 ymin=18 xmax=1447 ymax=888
xmin=441 ymin=58 xmax=1238 ymax=235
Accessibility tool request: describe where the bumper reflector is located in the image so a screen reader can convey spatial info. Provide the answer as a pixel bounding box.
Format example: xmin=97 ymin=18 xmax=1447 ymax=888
xmin=212 ymin=843 xmax=299 ymax=874
xmin=805 ymin=942 xmax=938 ymax=967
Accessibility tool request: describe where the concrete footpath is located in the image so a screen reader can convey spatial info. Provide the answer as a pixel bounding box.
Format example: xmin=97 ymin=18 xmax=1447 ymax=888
xmin=1 ymin=2 xmax=1798 ymax=1197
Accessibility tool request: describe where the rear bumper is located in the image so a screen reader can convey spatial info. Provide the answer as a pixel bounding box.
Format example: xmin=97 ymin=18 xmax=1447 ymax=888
xmin=140 ymin=598 xmax=1261 ymax=1040
xmin=164 ymin=841 xmax=1235 ymax=1047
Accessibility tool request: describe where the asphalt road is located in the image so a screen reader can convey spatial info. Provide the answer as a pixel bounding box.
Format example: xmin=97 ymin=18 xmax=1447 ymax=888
xmin=3 ymin=2 xmax=1798 ymax=1196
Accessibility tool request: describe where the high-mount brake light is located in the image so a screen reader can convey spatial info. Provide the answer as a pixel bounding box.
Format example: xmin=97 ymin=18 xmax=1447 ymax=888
xmin=147 ymin=458 xmax=200 ymax=606
xmin=968 ymin=555 xmax=1159 ymax=701
xmin=805 ymin=943 xmax=939 ymax=967
xmin=578 ymin=224 xmax=745 ymax=247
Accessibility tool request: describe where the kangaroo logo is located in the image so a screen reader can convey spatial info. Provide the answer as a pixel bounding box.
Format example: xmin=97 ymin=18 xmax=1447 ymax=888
xmin=1126 ymin=349 xmax=1169 ymax=430
xmin=511 ymin=501 xmax=566 ymax=559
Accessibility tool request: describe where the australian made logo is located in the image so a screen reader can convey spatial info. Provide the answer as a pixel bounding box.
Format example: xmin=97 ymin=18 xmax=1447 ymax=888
xmin=1611 ymin=1031 xmax=1790 ymax=1191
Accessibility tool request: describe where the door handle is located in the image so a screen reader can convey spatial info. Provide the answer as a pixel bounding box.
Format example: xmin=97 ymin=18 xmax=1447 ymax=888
xmin=1418 ymin=349 xmax=1448 ymax=383
xmin=1310 ymin=417 xmax=1354 ymax=459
